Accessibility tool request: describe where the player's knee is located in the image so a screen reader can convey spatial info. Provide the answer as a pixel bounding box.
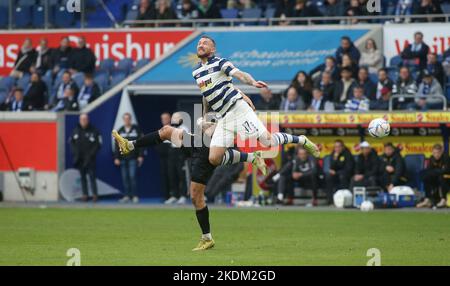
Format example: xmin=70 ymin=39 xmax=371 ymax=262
xmin=208 ymin=154 xmax=221 ymax=166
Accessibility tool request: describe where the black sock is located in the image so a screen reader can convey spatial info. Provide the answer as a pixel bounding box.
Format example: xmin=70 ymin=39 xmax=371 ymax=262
xmin=134 ymin=131 xmax=162 ymax=148
xmin=195 ymin=206 xmax=210 ymax=235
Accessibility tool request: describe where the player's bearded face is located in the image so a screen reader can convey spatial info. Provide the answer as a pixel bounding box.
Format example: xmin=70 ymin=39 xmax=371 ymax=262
xmin=197 ymin=39 xmax=214 ymax=58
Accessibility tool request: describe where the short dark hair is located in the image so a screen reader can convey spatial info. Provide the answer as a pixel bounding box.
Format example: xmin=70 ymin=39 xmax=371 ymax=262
xmin=414 ymin=31 xmax=423 ymax=38
xmin=384 ymin=142 xmax=394 ymax=149
xmin=341 ymin=36 xmax=351 ymax=43
xmin=14 ymin=87 xmax=24 ymax=93
xmin=84 ymin=73 xmax=94 ymax=80
xmin=341 ymin=67 xmax=352 ymax=73
xmin=432 ymin=144 xmax=443 ymax=151
xmin=200 ymin=35 xmax=216 ymax=47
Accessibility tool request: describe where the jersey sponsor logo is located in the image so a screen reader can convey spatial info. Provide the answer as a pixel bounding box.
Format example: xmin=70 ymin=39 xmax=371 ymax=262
xmin=198 ymin=78 xmax=212 ymax=90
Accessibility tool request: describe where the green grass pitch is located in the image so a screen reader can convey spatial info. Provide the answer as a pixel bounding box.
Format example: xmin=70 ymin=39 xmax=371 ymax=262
xmin=0 ymin=207 xmax=449 ymax=266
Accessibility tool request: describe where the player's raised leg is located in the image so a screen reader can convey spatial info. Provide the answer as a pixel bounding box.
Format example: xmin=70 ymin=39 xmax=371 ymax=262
xmin=258 ymin=130 xmax=320 ymax=158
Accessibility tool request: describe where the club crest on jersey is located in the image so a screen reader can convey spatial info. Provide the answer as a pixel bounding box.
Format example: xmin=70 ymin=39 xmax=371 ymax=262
xmin=198 ymin=78 xmax=212 ymax=90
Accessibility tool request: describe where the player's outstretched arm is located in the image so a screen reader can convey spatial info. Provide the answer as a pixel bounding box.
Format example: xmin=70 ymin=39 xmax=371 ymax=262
xmin=232 ymin=70 xmax=268 ymax=89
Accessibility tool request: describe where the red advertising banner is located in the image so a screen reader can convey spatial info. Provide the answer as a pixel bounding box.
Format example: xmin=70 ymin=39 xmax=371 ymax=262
xmin=0 ymin=29 xmax=193 ymax=76
xmin=0 ymin=122 xmax=58 ymax=171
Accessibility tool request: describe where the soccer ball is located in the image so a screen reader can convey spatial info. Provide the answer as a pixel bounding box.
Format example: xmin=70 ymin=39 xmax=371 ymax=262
xmin=360 ymin=201 xmax=374 ymax=212
xmin=368 ymin=118 xmax=390 ymax=138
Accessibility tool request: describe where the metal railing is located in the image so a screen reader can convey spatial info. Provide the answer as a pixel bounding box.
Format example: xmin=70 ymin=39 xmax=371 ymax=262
xmin=1 ymin=0 xmax=449 ymax=30
xmin=389 ymin=94 xmax=448 ymax=111
xmin=122 ymin=13 xmax=450 ymax=28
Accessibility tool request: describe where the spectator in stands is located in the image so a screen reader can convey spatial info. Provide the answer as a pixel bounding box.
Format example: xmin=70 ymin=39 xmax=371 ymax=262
xmin=350 ymin=141 xmax=379 ymax=190
xmin=379 ymin=142 xmax=406 ymax=192
xmin=157 ymin=113 xmax=173 ymax=202
xmin=400 ymin=31 xmax=429 ymax=69
xmin=51 ymin=71 xmax=79 ymax=111
xmin=393 ymin=66 xmax=417 ymax=109
xmin=323 ymin=0 xmax=345 ymax=24
xmin=344 ymin=85 xmax=370 ymax=112
xmin=314 ymin=71 xmax=335 ymax=102
xmin=359 ymin=38 xmax=383 ymax=74
xmin=165 ymin=112 xmax=189 ymax=204
xmin=32 ymin=39 xmax=52 ymax=76
xmin=280 ymin=86 xmax=305 ymax=111
xmin=277 ymin=147 xmax=319 ymax=206
xmin=340 ymin=53 xmax=358 ymax=78
xmin=289 ymin=71 xmax=313 ymax=106
xmin=274 ymin=0 xmax=296 ymax=19
xmin=443 ymin=47 xmax=450 ymax=77
xmin=255 ymin=88 xmax=280 ymax=110
xmin=154 ymin=0 xmax=177 ymax=26
xmin=424 ymin=53 xmax=444 ymax=86
xmin=4 ymin=88 xmax=27 ymax=112
xmin=206 ymin=163 xmax=244 ymax=203
xmin=69 ymin=36 xmax=96 ymax=75
xmin=409 ymin=70 xmax=444 ymax=110
xmin=49 ymin=37 xmax=73 ymax=79
xmin=371 ymin=68 xmax=393 ymax=110
xmin=197 ymin=0 xmax=222 ymax=20
xmin=308 ymin=88 xmax=332 ymax=111
xmin=414 ymin=0 xmax=444 ymax=22
xmin=356 ymin=67 xmax=377 ymax=100
xmin=310 ymin=56 xmax=340 ymax=82
xmin=346 ymin=0 xmax=365 ymax=24
xmin=177 ymin=0 xmax=199 ymax=21
xmin=10 ymin=38 xmax=37 ymax=79
xmin=136 ymin=0 xmax=156 ymax=27
xmin=24 ymin=72 xmax=47 ymax=111
xmin=417 ymin=143 xmax=449 ymax=208
xmin=325 ymin=139 xmax=354 ymax=205
xmin=395 ymin=0 xmax=414 ymax=23
xmin=293 ymin=0 xmax=322 ymax=25
xmin=227 ymin=0 xmax=256 ymax=10
xmin=335 ymin=36 xmax=361 ymax=65
xmin=70 ymin=113 xmax=102 ymax=202
xmin=114 ymin=113 xmax=144 ymax=204
xmin=333 ymin=67 xmax=357 ymax=109
xmin=77 ymin=74 xmax=101 ymax=110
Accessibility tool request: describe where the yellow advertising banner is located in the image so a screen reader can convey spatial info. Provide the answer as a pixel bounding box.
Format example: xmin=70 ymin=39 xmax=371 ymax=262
xmin=259 ymin=112 xmax=450 ymax=125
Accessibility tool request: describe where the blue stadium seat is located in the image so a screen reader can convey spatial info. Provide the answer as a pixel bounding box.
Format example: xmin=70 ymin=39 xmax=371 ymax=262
xmin=72 ymin=73 xmax=85 ymax=90
xmin=220 ymin=9 xmax=239 ymax=19
xmin=369 ymin=73 xmax=378 ymax=84
xmin=94 ymin=72 xmax=109 ymax=93
xmin=98 ymin=58 xmax=115 ymax=74
xmin=54 ymin=5 xmax=75 ymax=27
xmin=125 ymin=9 xmax=138 ymax=21
xmin=18 ymin=0 xmax=37 ymax=5
xmin=241 ymin=8 xmax=262 ymax=25
xmin=109 ymin=72 xmax=127 ymax=89
xmin=17 ymin=74 xmax=31 ymax=90
xmin=0 ymin=6 xmax=9 ymax=29
xmin=116 ymin=58 xmax=134 ymax=74
xmin=86 ymin=9 xmax=113 ymax=28
xmin=389 ymin=55 xmax=402 ymax=67
xmin=264 ymin=7 xmax=275 ymax=18
xmin=14 ymin=5 xmax=32 ymax=28
xmin=404 ymin=154 xmax=425 ymax=191
xmin=133 ymin=58 xmax=150 ymax=72
xmin=32 ymin=5 xmax=46 ymax=28
xmin=0 ymin=77 xmax=16 ymax=92
xmin=441 ymin=3 xmax=450 ymax=14
xmin=0 ymin=90 xmax=7 ymax=105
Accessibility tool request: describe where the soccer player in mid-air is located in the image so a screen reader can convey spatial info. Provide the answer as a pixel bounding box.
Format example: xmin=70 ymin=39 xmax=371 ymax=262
xmin=193 ymin=35 xmax=319 ymax=170
xmin=113 ymin=112 xmax=264 ymax=251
